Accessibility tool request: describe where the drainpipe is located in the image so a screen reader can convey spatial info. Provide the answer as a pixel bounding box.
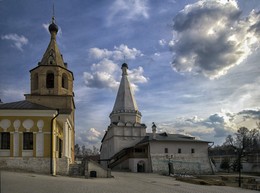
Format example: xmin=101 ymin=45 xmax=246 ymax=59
xmin=50 ymin=109 xmax=59 ymax=175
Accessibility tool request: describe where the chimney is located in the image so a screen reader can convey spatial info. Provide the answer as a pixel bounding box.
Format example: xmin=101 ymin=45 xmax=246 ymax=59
xmin=152 ymin=122 xmax=157 ymax=139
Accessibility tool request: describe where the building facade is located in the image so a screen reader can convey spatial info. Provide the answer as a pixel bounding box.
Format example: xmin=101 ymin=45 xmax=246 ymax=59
xmin=0 ymin=17 xmax=75 ymax=175
xmin=100 ymin=64 xmax=214 ymax=174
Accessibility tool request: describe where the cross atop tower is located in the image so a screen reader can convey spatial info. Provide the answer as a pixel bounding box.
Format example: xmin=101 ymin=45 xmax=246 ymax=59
xmin=52 ymin=2 xmax=55 ymax=23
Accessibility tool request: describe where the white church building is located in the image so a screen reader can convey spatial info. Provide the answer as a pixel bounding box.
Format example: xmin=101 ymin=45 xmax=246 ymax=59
xmin=100 ymin=63 xmax=214 ymax=174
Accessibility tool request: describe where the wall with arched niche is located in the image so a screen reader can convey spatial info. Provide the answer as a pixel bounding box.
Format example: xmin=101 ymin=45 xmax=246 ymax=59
xmin=0 ymin=118 xmax=50 ymax=133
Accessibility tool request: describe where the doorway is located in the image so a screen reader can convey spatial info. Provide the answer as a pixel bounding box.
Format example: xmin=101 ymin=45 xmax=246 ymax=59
xmin=137 ymin=161 xmax=145 ymax=172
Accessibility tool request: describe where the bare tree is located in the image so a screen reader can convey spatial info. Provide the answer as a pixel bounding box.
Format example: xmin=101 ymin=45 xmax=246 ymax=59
xmin=225 ymin=126 xmax=260 ymax=154
xmin=74 ymin=144 xmax=81 ymax=157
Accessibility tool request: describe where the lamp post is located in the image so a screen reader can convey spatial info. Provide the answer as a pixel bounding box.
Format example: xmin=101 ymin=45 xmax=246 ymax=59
xmin=166 ymin=155 xmax=174 ymax=176
xmin=165 ymin=155 xmax=170 ymax=175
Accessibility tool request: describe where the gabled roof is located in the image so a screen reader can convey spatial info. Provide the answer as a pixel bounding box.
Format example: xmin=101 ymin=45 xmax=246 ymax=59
xmin=137 ymin=132 xmax=211 ymax=145
xmin=0 ymin=100 xmax=54 ymax=110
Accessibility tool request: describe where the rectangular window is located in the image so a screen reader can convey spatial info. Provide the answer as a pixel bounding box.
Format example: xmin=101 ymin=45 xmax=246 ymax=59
xmin=191 ymin=148 xmax=195 ymax=154
xmin=178 ymin=148 xmax=181 ymax=154
xmin=135 ymin=148 xmax=145 ymax=153
xmin=23 ymin=132 xmax=33 ymax=150
xmin=0 ymin=132 xmax=10 ymax=149
xmin=164 ymin=148 xmax=168 ymax=153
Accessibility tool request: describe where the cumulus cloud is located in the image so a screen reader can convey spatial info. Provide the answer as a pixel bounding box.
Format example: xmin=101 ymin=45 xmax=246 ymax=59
xmin=89 ymin=44 xmax=143 ymax=61
xmin=159 ymin=39 xmax=167 ymax=46
xmin=203 ymin=112 xmax=237 ymax=137
xmin=128 ymin=66 xmax=148 ymax=91
xmin=85 ymin=45 xmax=148 ymax=90
xmin=84 ymin=58 xmax=120 ymax=90
xmin=223 ymin=76 xmax=260 ymax=111
xmin=154 ymin=108 xmax=260 ymax=145
xmin=83 ymin=70 xmax=119 ymax=90
xmin=42 ymin=23 xmax=49 ymax=32
xmin=238 ymin=108 xmax=260 ymax=120
xmin=1 ymin=33 xmax=28 ymax=51
xmin=170 ymin=0 xmax=260 ymax=79
xmin=128 ymin=66 xmax=148 ymax=84
xmin=1 ymin=88 xmax=26 ymax=102
xmin=91 ymin=58 xmax=118 ymax=74
xmin=107 ymin=0 xmax=149 ymax=25
xmin=76 ymin=128 xmax=103 ymax=148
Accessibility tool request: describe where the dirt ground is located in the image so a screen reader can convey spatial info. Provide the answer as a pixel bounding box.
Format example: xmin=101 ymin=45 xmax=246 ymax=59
xmin=175 ymin=172 xmax=260 ymax=189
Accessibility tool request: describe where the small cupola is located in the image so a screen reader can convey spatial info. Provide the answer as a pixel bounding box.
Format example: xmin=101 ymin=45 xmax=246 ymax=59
xmin=48 ymin=17 xmax=59 ymax=34
xmin=121 ymin=63 xmax=128 ymax=75
xmin=152 ymin=122 xmax=157 ymax=139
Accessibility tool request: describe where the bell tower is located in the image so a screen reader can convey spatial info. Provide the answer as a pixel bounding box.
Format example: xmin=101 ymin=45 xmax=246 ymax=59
xmin=25 ymin=16 xmax=75 ymax=114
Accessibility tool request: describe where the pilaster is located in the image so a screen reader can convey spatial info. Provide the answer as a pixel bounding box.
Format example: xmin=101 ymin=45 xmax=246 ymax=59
xmin=36 ymin=132 xmax=44 ymax=157
xmin=13 ymin=132 xmax=19 ymax=157
xmin=62 ymin=121 xmax=68 ymax=157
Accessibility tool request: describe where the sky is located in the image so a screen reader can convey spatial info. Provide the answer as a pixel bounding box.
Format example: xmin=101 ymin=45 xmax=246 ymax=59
xmin=1 ymin=0 xmax=260 ymax=149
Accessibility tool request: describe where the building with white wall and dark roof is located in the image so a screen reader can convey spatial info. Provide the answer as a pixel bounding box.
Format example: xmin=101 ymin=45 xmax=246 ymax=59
xmin=100 ymin=63 xmax=214 ymax=175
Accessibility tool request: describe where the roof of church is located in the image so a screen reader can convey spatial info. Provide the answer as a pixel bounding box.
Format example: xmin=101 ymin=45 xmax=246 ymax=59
xmin=137 ymin=132 xmax=211 ymax=144
xmin=111 ymin=63 xmax=138 ymax=114
xmin=38 ymin=17 xmax=66 ymax=68
xmin=0 ymin=100 xmax=54 ymax=110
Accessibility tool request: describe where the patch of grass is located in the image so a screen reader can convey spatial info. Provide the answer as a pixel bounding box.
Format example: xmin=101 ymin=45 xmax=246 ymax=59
xmin=176 ymin=176 xmax=226 ymax=186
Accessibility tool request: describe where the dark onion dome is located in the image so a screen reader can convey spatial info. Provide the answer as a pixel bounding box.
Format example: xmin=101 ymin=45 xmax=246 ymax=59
xmin=121 ymin=63 xmax=128 ymax=69
xmin=48 ymin=22 xmax=58 ymax=33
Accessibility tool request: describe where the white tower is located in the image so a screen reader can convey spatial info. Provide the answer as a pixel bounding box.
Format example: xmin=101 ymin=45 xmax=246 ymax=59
xmin=100 ymin=63 xmax=146 ymax=165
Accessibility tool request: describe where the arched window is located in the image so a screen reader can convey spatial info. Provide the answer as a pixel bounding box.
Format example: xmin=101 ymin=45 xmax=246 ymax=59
xmin=33 ymin=73 xmax=38 ymax=90
xmin=46 ymin=72 xmax=54 ymax=88
xmin=62 ymin=73 xmax=68 ymax=89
